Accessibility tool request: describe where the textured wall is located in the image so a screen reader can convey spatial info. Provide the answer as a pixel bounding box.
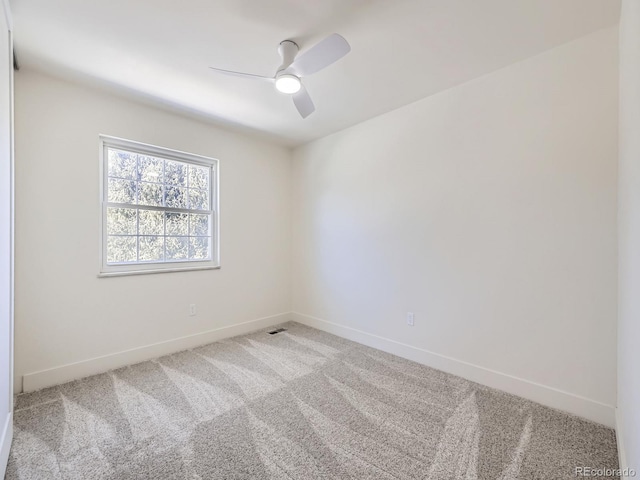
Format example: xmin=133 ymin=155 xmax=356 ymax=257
xmin=292 ymin=28 xmax=618 ymax=417
xmin=13 ymin=70 xmax=292 ymax=392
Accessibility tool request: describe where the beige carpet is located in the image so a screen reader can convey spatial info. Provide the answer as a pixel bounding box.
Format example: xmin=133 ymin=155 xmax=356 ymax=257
xmin=6 ymin=322 xmax=618 ymax=479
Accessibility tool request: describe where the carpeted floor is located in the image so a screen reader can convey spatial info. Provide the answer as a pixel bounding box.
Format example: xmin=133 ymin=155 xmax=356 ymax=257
xmin=6 ymin=322 xmax=618 ymax=479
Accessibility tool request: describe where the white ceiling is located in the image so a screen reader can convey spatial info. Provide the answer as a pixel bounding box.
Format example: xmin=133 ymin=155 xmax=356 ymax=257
xmin=10 ymin=0 xmax=620 ymax=147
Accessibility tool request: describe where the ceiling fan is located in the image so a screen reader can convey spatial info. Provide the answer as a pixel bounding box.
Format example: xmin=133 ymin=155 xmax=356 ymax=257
xmin=209 ymin=34 xmax=351 ymax=119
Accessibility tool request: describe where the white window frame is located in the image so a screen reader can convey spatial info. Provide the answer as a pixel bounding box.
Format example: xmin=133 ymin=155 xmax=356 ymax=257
xmin=98 ymin=135 xmax=220 ymax=277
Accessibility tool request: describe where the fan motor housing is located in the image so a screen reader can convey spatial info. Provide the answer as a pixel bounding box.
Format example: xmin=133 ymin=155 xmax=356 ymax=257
xmin=277 ymin=40 xmax=299 ymax=73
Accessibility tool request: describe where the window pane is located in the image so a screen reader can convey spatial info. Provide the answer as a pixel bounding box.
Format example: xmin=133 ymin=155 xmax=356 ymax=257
xmin=189 ymin=237 xmax=210 ymax=260
xmin=188 ymin=165 xmax=209 ymax=190
xmin=139 ymin=236 xmax=164 ymax=262
xmin=108 ymin=149 xmax=137 ymax=179
xmin=138 ymin=155 xmax=164 ymax=183
xmin=165 ymin=212 xmax=188 ymax=236
xmin=107 ymin=208 xmax=137 ymax=235
xmin=165 ymin=160 xmax=187 ymax=186
xmin=188 ymin=188 xmax=209 ymax=211
xmin=103 ymin=140 xmax=216 ymax=272
xmin=166 ymin=237 xmax=189 ymax=261
xmin=108 ymin=178 xmax=137 ymax=204
xmin=139 ymin=209 xmax=164 ymax=235
xmin=165 ymin=185 xmax=187 ymax=209
xmin=139 ymin=182 xmax=163 ymax=207
xmin=189 ymin=214 xmax=209 ymax=236
xmin=107 ymin=236 xmax=137 ymax=263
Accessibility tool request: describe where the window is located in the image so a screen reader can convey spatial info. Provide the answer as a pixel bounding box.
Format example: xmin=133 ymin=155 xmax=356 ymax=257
xmin=99 ymin=136 xmax=219 ymax=276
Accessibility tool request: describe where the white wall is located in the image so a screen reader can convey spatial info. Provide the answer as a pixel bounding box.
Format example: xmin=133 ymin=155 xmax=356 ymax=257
xmin=618 ymin=0 xmax=640 ymax=470
xmin=0 ymin=0 xmax=13 ymax=476
xmin=292 ymin=27 xmax=619 ymax=426
xmin=14 ymin=70 xmax=292 ymax=392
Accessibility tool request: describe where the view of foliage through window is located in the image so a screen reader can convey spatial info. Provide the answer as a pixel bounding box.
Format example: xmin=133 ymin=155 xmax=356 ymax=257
xmin=105 ymin=148 xmax=213 ymax=265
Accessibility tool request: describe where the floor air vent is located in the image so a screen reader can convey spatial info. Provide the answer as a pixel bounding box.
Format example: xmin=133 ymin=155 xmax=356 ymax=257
xmin=267 ymin=328 xmax=287 ymax=335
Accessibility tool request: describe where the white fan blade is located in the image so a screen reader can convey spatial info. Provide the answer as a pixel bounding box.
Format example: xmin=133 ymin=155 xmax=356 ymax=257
xmin=209 ymin=67 xmax=273 ymax=81
xmin=289 ymin=34 xmax=350 ymax=77
xmin=293 ymin=87 xmax=315 ymax=118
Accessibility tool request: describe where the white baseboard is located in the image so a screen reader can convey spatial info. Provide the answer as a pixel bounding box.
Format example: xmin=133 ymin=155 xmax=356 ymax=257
xmin=21 ymin=312 xmax=292 ymax=393
xmin=292 ymin=312 xmax=616 ymax=428
xmin=616 ymin=408 xmax=629 ymax=470
xmin=0 ymin=412 xmax=12 ymax=480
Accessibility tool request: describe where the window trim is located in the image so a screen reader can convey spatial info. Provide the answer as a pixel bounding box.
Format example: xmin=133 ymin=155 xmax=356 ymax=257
xmin=98 ymin=135 xmax=220 ymax=277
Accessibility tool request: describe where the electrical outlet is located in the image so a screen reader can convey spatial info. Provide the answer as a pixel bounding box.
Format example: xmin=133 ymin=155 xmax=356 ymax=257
xmin=189 ymin=304 xmax=197 ymax=316
xmin=406 ymin=312 xmax=415 ymax=326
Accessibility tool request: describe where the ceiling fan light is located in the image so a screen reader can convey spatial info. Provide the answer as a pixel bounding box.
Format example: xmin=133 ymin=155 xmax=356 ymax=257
xmin=275 ymin=74 xmax=301 ymax=94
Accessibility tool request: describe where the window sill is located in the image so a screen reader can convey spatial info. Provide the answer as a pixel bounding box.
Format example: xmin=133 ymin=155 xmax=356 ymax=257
xmin=98 ymin=265 xmax=220 ymax=278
